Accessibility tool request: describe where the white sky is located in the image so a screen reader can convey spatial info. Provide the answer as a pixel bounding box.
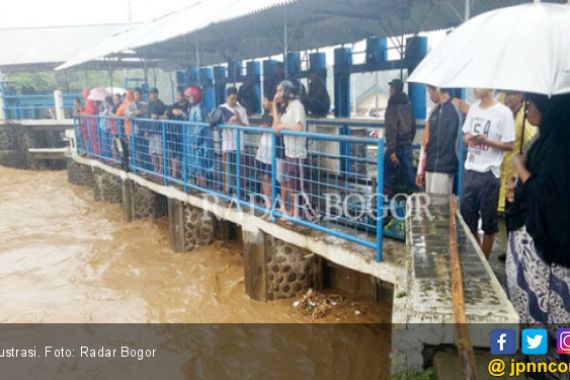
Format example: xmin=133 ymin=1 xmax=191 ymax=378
xmin=0 ymin=0 xmax=199 ymax=28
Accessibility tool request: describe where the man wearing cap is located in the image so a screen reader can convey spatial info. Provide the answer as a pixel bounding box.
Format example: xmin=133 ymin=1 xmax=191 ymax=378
xmin=384 ymin=79 xmax=417 ymax=195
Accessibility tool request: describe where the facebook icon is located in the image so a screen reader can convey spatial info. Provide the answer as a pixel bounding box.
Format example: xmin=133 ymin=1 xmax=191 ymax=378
xmin=491 ymin=329 xmax=517 ymax=355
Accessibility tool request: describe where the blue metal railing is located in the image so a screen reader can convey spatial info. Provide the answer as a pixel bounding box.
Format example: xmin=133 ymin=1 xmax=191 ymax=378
xmin=3 ymin=93 xmax=80 ymax=120
xmin=75 ymin=114 xmax=386 ymax=262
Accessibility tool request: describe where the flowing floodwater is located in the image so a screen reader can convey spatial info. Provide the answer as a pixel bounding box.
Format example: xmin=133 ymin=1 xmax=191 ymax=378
xmin=0 ymin=166 xmax=393 ymax=379
xmin=0 ymin=166 xmax=390 ymax=323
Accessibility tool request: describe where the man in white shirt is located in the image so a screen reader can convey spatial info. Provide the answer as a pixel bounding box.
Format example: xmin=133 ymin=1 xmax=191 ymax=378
xmin=461 ymin=88 xmax=515 ymax=258
xmin=220 ymin=87 xmax=248 ymax=195
xmin=272 ymin=80 xmax=308 ymax=220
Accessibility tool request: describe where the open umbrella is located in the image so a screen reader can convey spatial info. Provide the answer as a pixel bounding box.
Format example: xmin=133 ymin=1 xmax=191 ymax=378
xmin=105 ymin=87 xmax=126 ymax=95
xmin=87 ymin=87 xmax=110 ymax=102
xmin=407 ymin=2 xmax=570 ymax=96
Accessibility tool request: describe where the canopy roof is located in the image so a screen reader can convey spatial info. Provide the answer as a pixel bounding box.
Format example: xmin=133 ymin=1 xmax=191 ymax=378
xmin=0 ymin=23 xmax=137 ymax=72
xmin=56 ymin=0 xmax=564 ymax=71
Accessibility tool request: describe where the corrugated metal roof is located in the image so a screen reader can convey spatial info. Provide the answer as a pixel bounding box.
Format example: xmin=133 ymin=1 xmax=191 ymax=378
xmin=57 ymin=0 xmax=566 ymax=71
xmin=0 ymin=23 xmax=137 ymax=72
xmin=56 ymin=0 xmax=293 ymax=70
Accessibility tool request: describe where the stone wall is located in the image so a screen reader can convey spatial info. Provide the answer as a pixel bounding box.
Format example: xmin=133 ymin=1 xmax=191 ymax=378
xmin=168 ymin=198 xmax=216 ymax=253
xmin=0 ymin=124 xmax=30 ymax=169
xmin=93 ymin=168 xmax=122 ymax=203
xmin=265 ymin=236 xmax=318 ymax=300
xmin=67 ymin=158 xmax=94 ymax=187
xmin=243 ymin=230 xmax=322 ymax=301
xmin=130 ymin=183 xmax=167 ymax=219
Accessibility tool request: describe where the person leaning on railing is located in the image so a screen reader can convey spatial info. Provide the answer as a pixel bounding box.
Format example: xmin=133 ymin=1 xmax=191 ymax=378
xmin=185 ymin=86 xmax=212 ymax=188
xmin=255 ymin=95 xmax=275 ymax=209
xmin=219 ymin=87 xmax=248 ymax=195
xmin=145 ymin=88 xmax=167 ymax=173
xmin=114 ymin=90 xmax=134 ymax=171
xmin=166 ymin=88 xmax=190 ymax=179
xmin=272 ymin=80 xmax=308 ymax=222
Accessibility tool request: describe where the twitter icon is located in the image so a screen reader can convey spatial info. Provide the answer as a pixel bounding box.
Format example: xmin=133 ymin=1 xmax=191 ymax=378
xmin=522 ymin=329 xmax=548 ymax=355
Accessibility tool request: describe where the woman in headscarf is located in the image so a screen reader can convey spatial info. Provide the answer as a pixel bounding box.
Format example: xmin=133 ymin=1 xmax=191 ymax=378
xmin=115 ymin=90 xmax=135 ymax=136
xmin=114 ymin=90 xmax=135 ymax=170
xmin=506 ymin=93 xmax=570 ymax=326
xmin=82 ymin=88 xmax=100 ymax=156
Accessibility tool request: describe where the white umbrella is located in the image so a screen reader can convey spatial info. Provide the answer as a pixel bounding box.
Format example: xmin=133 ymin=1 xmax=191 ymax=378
xmin=407 ymin=2 xmax=570 ymax=96
xmin=105 ymin=87 xmax=126 ymax=95
xmin=87 ymin=87 xmax=110 ymax=102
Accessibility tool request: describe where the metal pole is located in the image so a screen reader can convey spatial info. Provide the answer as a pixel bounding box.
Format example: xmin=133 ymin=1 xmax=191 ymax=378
xmin=376 ymin=138 xmax=384 ymax=262
xmin=464 ymin=0 xmax=471 ymax=21
xmin=271 ymin=133 xmax=277 ymax=221
xmin=195 ymin=35 xmax=201 ymax=81
xmin=284 ymin=8 xmax=288 ymax=79
xmin=236 ymin=130 xmax=241 ymax=201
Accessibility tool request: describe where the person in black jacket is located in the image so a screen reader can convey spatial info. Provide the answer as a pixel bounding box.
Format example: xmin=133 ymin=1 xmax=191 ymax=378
xmin=416 ymin=86 xmax=461 ymax=194
xmin=383 ymin=79 xmax=417 ymax=196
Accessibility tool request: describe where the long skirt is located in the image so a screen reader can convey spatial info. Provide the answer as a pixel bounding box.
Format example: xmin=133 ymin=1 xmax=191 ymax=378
xmin=506 ymin=226 xmax=570 ymax=324
xmin=506 ymin=226 xmax=570 ymax=380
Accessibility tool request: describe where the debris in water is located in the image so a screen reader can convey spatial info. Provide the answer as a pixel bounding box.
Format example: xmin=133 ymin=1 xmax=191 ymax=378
xmin=292 ymin=289 xmax=344 ymax=320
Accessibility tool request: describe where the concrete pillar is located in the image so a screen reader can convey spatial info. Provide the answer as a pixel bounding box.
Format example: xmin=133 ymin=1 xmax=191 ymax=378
xmin=243 ymin=229 xmax=267 ymax=302
xmin=54 ymin=90 xmax=65 ymax=121
xmin=213 ymin=66 xmax=227 ymax=107
xmin=167 ymin=198 xmax=215 ymax=253
xmin=405 ymin=36 xmax=428 ymax=120
xmin=242 ymin=230 xmax=322 ymax=301
xmin=122 ymin=181 xmax=166 ymax=220
xmin=121 ymin=178 xmax=135 ymax=222
xmin=0 ymin=123 xmax=30 ymax=169
xmin=246 ymin=61 xmax=262 ymax=113
xmin=199 ymin=67 xmax=215 ymax=112
xmin=0 ymin=95 xmax=5 ymax=121
xmin=93 ymin=168 xmax=122 ymax=203
xmin=333 ymin=47 xmax=352 ymax=118
xmin=67 ymin=158 xmax=94 ymax=187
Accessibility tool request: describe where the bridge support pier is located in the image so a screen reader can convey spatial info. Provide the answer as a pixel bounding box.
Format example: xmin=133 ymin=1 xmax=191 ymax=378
xmin=167 ymin=198 xmax=216 ymax=253
xmin=93 ymin=168 xmax=122 ymax=203
xmin=67 ymin=158 xmax=94 ymax=187
xmin=243 ymin=229 xmax=322 ymax=301
xmin=121 ymin=179 xmax=166 ymax=221
xmin=0 ymin=123 xmax=30 ymax=169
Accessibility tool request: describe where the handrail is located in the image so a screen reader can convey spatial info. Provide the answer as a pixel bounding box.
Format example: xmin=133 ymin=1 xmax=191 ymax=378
xmin=74 ymin=114 xmax=386 ymax=262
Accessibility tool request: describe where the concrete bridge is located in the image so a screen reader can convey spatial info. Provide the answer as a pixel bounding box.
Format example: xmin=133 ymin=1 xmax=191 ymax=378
xmin=62 ymin=118 xmax=517 ymax=376
xmin=0 ymin=119 xmax=71 ymax=169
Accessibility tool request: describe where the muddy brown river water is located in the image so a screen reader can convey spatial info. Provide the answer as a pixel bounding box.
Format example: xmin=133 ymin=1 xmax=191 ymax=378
xmin=0 ymin=166 xmax=391 ymax=323
xmin=0 ymin=166 xmax=392 ymax=378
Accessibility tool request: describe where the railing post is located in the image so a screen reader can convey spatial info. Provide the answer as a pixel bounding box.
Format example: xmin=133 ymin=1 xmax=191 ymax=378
xmin=376 ymin=138 xmax=384 ymax=262
xmin=271 ymin=132 xmax=277 ymax=221
xmin=72 ymin=117 xmax=78 ymax=154
xmin=86 ymin=116 xmax=93 ymax=157
xmin=0 ymin=94 xmax=5 ymax=121
xmin=457 ymin=137 xmax=465 ymax=198
xmin=340 ymin=124 xmax=350 ymax=175
xmin=53 ymin=90 xmax=65 ymax=121
xmin=162 ymin=121 xmax=168 ymax=186
xmin=236 ymin=128 xmax=241 ymax=201
xmin=130 ymin=120 xmax=137 ymax=173
xmin=182 ymin=123 xmax=188 ymax=192
xmin=97 ymin=116 xmax=103 ymax=159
